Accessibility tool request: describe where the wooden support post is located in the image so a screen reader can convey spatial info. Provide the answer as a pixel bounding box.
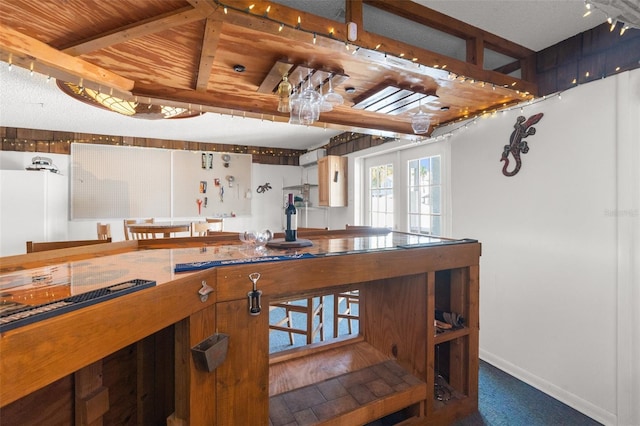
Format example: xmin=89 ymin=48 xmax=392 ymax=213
xmin=74 ymin=361 xmax=109 ymax=426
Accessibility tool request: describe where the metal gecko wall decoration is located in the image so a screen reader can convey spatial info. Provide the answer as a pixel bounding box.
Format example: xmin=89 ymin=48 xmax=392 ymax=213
xmin=500 ymin=113 xmax=544 ymax=177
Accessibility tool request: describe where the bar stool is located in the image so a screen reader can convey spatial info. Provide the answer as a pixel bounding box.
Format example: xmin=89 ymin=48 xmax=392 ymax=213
xmin=333 ymin=290 xmax=359 ymax=337
xmin=269 ymin=297 xmax=324 ymax=345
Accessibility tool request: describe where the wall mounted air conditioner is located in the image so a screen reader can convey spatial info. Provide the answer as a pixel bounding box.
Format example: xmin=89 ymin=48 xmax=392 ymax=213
xmin=299 ymin=148 xmax=326 ymax=167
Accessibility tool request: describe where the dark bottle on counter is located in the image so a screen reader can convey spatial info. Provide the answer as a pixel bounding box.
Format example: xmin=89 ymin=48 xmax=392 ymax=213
xmin=284 ymin=193 xmax=297 ymax=241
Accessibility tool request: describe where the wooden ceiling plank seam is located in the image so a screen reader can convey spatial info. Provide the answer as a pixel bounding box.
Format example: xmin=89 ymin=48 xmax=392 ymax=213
xmin=187 ymin=0 xmax=218 ymax=14
xmin=0 ymin=24 xmax=134 ymax=93
xmin=363 ymin=0 xmax=535 ymax=60
xmin=60 ymin=6 xmax=210 ymax=56
xmin=196 ymin=18 xmax=224 ymax=92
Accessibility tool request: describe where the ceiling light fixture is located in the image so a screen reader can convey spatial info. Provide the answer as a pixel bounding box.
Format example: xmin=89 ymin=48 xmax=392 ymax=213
xmin=411 ymin=97 xmax=430 ymax=135
xmin=57 ymin=81 xmax=199 ymax=120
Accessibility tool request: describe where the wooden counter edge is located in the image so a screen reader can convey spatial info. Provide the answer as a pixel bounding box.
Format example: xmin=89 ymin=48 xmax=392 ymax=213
xmin=0 ymin=267 xmax=217 ymax=407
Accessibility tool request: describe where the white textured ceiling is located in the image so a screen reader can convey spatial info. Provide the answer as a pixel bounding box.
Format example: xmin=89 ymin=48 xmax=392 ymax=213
xmin=0 ymin=1 xmax=608 ymax=151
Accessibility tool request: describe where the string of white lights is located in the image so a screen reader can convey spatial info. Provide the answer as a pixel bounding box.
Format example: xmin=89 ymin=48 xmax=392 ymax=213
xmin=583 ymin=0 xmax=635 ymax=35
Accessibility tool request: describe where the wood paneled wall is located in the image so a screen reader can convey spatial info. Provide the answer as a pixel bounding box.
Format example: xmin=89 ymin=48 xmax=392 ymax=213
xmin=0 ymin=127 xmax=305 ymax=166
xmin=536 ymin=22 xmax=640 ymax=95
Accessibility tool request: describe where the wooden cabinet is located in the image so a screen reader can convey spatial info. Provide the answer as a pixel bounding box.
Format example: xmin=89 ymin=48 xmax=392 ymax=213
xmin=0 ymin=231 xmax=480 ymax=425
xmin=318 ymin=155 xmax=347 ymax=207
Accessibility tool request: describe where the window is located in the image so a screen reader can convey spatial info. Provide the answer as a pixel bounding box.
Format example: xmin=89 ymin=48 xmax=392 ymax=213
xmin=369 ymin=164 xmax=394 ymax=228
xmin=408 ymin=156 xmax=441 ymax=235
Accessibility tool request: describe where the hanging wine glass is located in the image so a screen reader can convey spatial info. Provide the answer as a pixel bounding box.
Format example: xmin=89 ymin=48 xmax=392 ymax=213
xmin=298 ymin=70 xmax=320 ymax=125
xmin=318 ymin=82 xmax=333 ymax=112
xmin=289 ymin=82 xmax=302 ymax=125
xmin=411 ymin=96 xmax=430 ymax=134
xmin=322 ymin=73 xmax=344 ymax=106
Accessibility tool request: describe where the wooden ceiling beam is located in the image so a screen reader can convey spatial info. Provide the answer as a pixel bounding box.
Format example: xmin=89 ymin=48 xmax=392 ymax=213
xmin=132 ymin=83 xmax=415 ymax=135
xmin=363 ymin=0 xmax=535 ymax=60
xmin=60 ymin=6 xmax=211 ymax=56
xmin=196 ymin=18 xmax=223 ymax=92
xmin=0 ymin=24 xmax=134 ymax=93
xmin=214 ymin=1 xmax=537 ymax=95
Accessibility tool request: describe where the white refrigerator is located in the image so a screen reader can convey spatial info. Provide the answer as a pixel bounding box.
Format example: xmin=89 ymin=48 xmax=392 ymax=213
xmin=0 ymin=170 xmax=68 ymax=256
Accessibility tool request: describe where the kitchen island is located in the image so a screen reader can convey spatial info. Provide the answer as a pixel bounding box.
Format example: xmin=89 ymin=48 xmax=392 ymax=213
xmin=0 ymin=229 xmax=480 ymax=425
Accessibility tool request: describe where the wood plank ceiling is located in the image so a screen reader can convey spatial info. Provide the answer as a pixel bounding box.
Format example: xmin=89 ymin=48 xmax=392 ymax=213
xmin=0 ymin=0 xmax=538 ymax=139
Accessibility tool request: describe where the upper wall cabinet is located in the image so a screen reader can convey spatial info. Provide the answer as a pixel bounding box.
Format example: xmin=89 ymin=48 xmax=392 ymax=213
xmin=318 ymin=155 xmax=347 ymax=207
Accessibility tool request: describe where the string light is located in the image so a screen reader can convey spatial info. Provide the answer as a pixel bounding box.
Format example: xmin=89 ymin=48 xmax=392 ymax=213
xmin=412 ymin=90 xmax=564 ymax=144
xmin=582 ymin=1 xmax=635 ymax=36
xmin=211 ymin=0 xmax=535 ymax=108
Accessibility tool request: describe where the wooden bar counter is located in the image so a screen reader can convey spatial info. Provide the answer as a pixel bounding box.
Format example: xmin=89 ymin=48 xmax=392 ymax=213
xmin=0 ymin=230 xmax=480 ymax=425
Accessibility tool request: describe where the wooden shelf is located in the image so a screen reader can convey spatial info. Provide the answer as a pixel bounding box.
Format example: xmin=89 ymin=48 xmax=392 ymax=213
xmin=434 ymin=326 xmax=470 ymax=345
xmin=269 ymin=340 xmax=426 ymax=425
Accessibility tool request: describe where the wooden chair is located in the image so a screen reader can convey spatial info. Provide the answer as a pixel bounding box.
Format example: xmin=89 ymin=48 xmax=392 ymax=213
xmin=269 ymin=297 xmax=324 ymax=345
xmin=333 ymin=290 xmax=359 ymax=338
xmin=191 ymin=220 xmax=223 ymax=236
xmin=26 ymin=238 xmax=112 ymax=253
xmin=205 ymin=218 xmax=224 ymax=231
xmin=96 ymin=223 xmax=111 ymax=240
xmin=123 ymin=218 xmax=154 ymax=240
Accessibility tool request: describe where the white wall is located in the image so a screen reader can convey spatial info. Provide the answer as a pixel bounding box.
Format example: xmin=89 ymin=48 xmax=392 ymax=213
xmin=449 ymin=69 xmax=639 ymax=426
xmin=0 ymin=152 xmax=303 ymax=253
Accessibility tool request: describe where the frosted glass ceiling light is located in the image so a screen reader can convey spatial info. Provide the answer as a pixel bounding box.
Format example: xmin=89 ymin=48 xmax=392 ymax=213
xmin=411 ymin=98 xmax=430 ymax=134
xmin=58 ymin=81 xmax=199 ymax=120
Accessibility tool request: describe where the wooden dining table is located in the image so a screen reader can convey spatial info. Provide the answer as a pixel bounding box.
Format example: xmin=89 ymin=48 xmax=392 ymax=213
xmin=127 ymin=222 xmax=191 ymax=238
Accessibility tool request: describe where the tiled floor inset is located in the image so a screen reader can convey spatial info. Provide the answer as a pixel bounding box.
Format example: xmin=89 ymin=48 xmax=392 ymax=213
xmin=269 ymin=360 xmax=424 ymax=426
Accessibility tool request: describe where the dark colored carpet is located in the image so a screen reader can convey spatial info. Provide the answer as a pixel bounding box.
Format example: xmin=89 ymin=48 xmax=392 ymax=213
xmin=453 ymin=360 xmax=602 ymax=426
xmin=269 ymin=297 xmax=601 ymax=426
xmin=369 ymin=361 xmax=603 ymax=426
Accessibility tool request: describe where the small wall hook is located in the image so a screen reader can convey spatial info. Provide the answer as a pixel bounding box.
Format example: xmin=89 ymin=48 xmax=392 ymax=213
xmin=247 ymin=272 xmax=262 ymax=316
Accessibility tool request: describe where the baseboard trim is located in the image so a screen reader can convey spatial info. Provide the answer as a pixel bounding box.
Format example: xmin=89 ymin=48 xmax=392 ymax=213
xmin=479 ymin=349 xmax=616 ymax=426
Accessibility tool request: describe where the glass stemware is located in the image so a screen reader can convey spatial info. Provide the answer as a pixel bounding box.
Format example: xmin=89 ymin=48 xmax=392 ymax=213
xmin=298 ymin=72 xmax=320 ymax=125
xmin=288 ymin=84 xmax=301 ymax=125
xmin=240 ymin=230 xmax=258 ymax=246
xmin=318 ymin=83 xmax=333 ymax=113
xmin=255 ymin=229 xmax=273 ymax=250
xmin=323 ymin=74 xmax=344 ymax=106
